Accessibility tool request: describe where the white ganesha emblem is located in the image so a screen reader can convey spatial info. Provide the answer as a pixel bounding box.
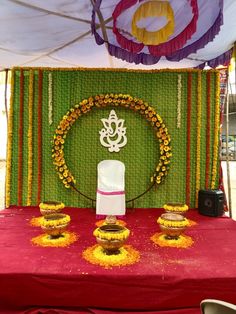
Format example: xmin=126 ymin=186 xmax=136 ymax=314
xmin=99 ymin=110 xmax=127 ymax=152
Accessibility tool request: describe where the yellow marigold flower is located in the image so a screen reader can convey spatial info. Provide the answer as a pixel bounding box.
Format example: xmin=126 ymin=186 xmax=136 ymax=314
xmin=56 ymin=129 xmax=63 ymax=135
xmin=63 ymin=171 xmax=68 ymax=178
xmin=93 ymin=227 xmax=130 ymax=241
xmin=41 ymin=214 xmax=70 ymax=228
xmin=39 ymin=202 xmax=65 ymax=211
xmin=140 ymin=104 xmax=145 ymax=110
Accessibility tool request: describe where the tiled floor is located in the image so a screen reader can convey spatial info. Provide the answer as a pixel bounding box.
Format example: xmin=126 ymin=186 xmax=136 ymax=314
xmin=0 ymin=160 xmax=235 ymax=218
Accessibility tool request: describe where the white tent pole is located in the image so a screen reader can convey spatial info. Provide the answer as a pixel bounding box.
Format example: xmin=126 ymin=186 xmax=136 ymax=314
xmin=226 ymin=75 xmax=232 ymax=217
xmin=91 ymin=0 xmax=114 ymax=68
xmin=4 ymin=69 xmax=9 ymax=122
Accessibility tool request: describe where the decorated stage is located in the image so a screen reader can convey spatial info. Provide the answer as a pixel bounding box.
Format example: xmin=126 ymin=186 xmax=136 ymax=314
xmin=0 ymin=206 xmax=236 ymax=314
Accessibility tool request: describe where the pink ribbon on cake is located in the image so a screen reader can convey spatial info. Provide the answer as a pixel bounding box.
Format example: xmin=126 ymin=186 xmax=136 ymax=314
xmin=97 ymin=189 xmax=125 ymax=196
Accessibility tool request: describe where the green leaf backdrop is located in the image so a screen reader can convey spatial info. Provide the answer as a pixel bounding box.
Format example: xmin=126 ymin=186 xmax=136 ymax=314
xmin=7 ymin=68 xmax=220 ymax=208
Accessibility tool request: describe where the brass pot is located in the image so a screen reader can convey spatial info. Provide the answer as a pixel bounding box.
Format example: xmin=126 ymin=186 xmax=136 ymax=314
xmin=39 ymin=201 xmax=64 ymax=216
xmin=95 ymin=224 xmax=130 ymax=255
xmin=41 ymin=213 xmax=70 ymax=239
xmin=158 ymin=213 xmax=188 ymax=240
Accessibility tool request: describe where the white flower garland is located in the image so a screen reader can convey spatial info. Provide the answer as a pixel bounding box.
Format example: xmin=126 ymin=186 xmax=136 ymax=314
xmin=48 ymin=72 xmax=53 ymax=125
xmin=177 ymin=74 xmax=182 ymax=128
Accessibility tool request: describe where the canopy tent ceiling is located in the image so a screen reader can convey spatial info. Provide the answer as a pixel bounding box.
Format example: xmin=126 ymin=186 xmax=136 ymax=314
xmin=0 ymin=0 xmax=236 ymax=70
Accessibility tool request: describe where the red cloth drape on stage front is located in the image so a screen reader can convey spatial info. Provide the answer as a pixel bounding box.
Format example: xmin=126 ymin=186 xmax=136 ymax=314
xmin=0 ymin=207 xmax=236 ymax=314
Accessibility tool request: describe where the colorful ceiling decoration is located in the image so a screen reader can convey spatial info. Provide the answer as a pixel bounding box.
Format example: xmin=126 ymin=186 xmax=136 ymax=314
xmin=131 ymin=1 xmax=175 ymax=46
xmin=92 ymin=0 xmax=224 ymax=65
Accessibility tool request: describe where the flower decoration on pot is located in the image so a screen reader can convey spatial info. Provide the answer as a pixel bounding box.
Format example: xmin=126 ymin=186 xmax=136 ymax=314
xmin=157 ymin=213 xmax=189 ymax=240
xmin=40 ymin=213 xmax=70 ymax=239
xmin=163 ymin=203 xmax=188 ymax=216
xmin=93 ymin=224 xmax=130 ymax=255
xmin=39 ymin=201 xmax=65 ymax=216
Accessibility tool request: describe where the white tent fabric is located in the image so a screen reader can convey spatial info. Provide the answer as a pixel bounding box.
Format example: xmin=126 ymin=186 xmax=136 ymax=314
xmin=0 ymin=0 xmax=236 ymax=70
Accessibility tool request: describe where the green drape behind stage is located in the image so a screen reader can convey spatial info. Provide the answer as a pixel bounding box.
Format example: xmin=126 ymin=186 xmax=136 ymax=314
xmin=6 ymin=68 xmax=220 ymax=208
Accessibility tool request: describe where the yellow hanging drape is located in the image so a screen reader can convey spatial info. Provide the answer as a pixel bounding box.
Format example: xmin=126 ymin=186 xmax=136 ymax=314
xmin=131 ymin=1 xmax=175 ymax=45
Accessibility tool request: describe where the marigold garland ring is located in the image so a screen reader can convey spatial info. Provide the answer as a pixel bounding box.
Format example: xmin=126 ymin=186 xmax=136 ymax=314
xmin=39 ymin=201 xmax=65 ymax=216
xmin=52 ymin=94 xmax=171 ymax=191
xmin=163 ymin=203 xmax=188 ymax=215
xmin=82 ymin=244 xmax=140 ymax=268
xmin=41 ymin=213 xmax=70 ymax=238
xmin=151 ymin=232 xmax=193 ymax=248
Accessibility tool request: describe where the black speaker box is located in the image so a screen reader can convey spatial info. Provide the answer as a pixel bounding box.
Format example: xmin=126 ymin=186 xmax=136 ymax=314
xmin=198 ymin=189 xmax=224 ymax=217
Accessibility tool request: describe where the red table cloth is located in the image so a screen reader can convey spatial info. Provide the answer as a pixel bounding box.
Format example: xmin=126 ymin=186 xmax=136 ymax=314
xmin=0 ymin=206 xmax=236 ymax=314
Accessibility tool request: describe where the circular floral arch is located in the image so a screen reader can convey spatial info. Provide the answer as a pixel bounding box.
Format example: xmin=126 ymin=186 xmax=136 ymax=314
xmin=52 ymin=93 xmax=172 ymax=192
